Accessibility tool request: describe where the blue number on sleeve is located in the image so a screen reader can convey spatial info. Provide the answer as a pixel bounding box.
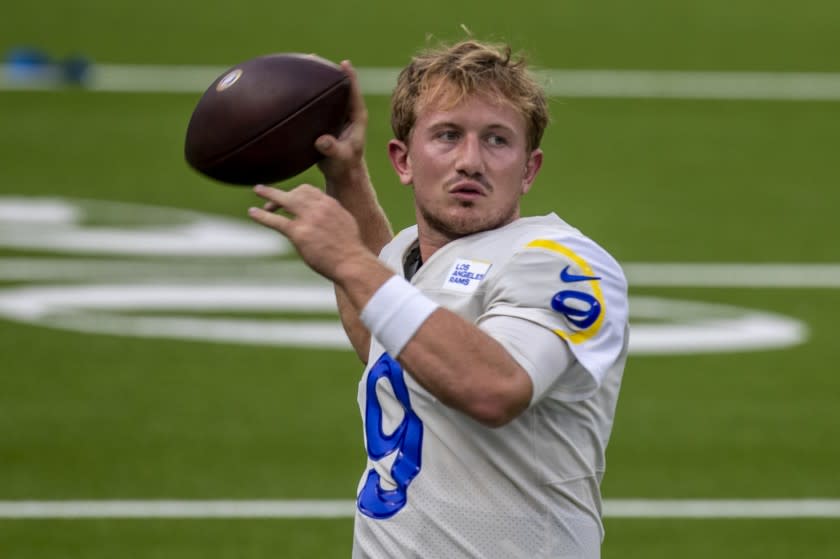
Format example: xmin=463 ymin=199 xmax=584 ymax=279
xmin=357 ymin=353 xmax=424 ymax=519
xmin=551 ymin=289 xmax=601 ymax=329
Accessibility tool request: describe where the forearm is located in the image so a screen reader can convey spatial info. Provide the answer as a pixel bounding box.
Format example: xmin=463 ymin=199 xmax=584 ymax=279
xmin=397 ymin=310 xmax=533 ymax=427
xmin=335 ymin=285 xmax=372 ymax=362
xmin=325 ymin=162 xmax=393 ymax=362
xmin=325 ymin=161 xmax=392 ymax=253
xmin=336 ymin=262 xmax=533 ymax=426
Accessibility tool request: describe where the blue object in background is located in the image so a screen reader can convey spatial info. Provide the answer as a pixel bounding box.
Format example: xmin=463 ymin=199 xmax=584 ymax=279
xmin=61 ymin=55 xmax=92 ymax=85
xmin=6 ymin=47 xmax=53 ymax=82
xmin=5 ymin=47 xmax=92 ymax=86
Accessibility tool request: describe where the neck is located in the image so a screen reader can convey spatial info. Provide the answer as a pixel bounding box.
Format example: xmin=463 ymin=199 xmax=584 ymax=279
xmin=416 ymin=215 xmax=522 ymax=262
xmin=417 ymin=228 xmax=453 ymax=262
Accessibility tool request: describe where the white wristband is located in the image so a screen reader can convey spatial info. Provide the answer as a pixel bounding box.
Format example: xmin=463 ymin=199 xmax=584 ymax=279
xmin=360 ymin=275 xmax=439 ymax=357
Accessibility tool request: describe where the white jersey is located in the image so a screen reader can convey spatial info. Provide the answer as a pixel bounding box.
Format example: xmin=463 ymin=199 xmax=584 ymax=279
xmin=353 ymin=214 xmax=629 ymax=559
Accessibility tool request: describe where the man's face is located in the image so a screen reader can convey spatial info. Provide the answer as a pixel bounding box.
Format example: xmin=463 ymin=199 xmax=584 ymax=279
xmin=388 ymin=92 xmax=543 ymax=244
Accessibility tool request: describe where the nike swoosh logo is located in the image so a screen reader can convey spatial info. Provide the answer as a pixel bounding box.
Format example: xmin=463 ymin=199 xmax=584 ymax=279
xmin=560 ymin=265 xmax=601 ymax=283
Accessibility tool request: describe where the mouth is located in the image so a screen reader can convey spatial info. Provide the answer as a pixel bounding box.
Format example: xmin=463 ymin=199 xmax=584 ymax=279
xmin=448 ymin=180 xmax=488 ymax=201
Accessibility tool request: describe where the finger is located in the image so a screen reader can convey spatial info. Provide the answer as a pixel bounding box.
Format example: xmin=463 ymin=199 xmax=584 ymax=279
xmin=248 ymin=206 xmax=293 ymax=234
xmin=340 ymin=60 xmax=368 ymax=125
xmin=315 ymin=134 xmax=338 ymax=157
xmin=253 ymin=184 xmax=300 ymax=215
xmin=253 ymin=184 xmax=289 ymax=206
xmin=314 ymin=132 xmax=355 ymax=159
xmin=255 ymin=183 xmax=319 ymax=215
xmin=262 ymin=200 xmax=281 ymax=212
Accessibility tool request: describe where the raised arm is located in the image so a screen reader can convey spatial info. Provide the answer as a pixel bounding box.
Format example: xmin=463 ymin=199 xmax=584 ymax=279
xmin=318 ymin=63 xmax=393 ymax=363
xmin=264 ymin=61 xmax=392 ymax=363
xmin=316 ymin=62 xmax=393 ymax=252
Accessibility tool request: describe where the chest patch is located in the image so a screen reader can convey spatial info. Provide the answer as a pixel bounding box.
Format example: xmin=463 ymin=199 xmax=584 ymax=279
xmin=442 ymin=258 xmax=492 ymax=293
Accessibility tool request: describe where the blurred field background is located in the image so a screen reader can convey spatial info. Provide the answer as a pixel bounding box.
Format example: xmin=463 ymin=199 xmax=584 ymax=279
xmin=1 ymin=1 xmax=839 ymax=557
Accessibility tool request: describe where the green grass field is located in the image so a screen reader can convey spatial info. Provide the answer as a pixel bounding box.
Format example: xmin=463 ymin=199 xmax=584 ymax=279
xmin=2 ymin=1 xmax=839 ymax=557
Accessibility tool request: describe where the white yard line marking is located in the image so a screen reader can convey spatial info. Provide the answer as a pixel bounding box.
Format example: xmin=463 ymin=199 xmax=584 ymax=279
xmin=1 ymin=499 xmax=839 ymax=519
xmin=539 ymin=69 xmax=840 ymax=101
xmin=623 ymin=263 xmax=840 ymax=288
xmin=0 ymin=500 xmax=354 ymax=519
xmin=3 ymin=64 xmax=840 ymax=100
xmin=603 ymin=499 xmax=840 ymax=518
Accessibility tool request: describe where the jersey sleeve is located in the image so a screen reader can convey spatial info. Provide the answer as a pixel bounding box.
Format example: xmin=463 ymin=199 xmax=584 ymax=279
xmin=479 ymin=314 xmax=599 ymax=403
xmin=480 ymin=235 xmax=629 ymax=392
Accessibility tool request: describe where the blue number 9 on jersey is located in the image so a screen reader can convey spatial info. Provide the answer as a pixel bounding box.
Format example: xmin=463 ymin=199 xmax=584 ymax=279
xmin=357 ymin=353 xmax=424 ymax=519
xmin=551 ymin=289 xmax=602 ymax=329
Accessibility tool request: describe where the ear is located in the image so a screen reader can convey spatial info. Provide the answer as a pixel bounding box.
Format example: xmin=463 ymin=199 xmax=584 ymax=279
xmin=388 ymin=139 xmax=413 ymax=185
xmin=520 ymin=148 xmax=543 ymax=195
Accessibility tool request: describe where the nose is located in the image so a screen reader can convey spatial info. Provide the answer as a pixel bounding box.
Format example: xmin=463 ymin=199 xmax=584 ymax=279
xmin=454 ymin=133 xmax=485 ymax=176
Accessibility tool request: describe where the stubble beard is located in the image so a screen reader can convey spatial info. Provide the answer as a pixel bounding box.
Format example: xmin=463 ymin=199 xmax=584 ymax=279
xmin=417 ymin=199 xmax=519 ymax=241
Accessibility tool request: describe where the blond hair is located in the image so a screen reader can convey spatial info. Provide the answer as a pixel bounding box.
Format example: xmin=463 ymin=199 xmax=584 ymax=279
xmin=391 ymin=40 xmax=549 ymax=151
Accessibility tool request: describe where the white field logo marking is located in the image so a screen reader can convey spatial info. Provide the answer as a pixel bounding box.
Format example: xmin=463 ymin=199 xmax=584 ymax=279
xmin=0 ymin=196 xmax=811 ymax=355
xmin=0 ymin=196 xmax=287 ymax=256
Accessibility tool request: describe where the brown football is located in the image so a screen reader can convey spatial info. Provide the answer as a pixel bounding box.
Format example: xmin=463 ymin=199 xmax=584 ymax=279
xmin=184 ymin=53 xmax=350 ymax=186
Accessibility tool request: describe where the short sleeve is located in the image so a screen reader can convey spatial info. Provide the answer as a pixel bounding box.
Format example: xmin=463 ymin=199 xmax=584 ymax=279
xmin=479 ymin=314 xmax=600 ymax=404
xmin=480 ymin=236 xmax=629 ymax=389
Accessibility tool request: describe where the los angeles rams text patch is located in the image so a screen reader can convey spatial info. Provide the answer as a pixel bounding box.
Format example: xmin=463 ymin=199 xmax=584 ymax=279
xmin=442 ymin=258 xmax=492 ymax=293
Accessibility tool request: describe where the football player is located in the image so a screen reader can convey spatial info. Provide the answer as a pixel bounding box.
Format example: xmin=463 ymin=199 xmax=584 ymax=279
xmin=250 ymin=39 xmax=629 ymax=559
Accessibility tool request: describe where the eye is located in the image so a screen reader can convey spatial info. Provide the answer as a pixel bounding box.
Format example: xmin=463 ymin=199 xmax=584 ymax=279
xmin=435 ymin=129 xmax=460 ymax=141
xmin=486 ymin=134 xmax=509 ymax=146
